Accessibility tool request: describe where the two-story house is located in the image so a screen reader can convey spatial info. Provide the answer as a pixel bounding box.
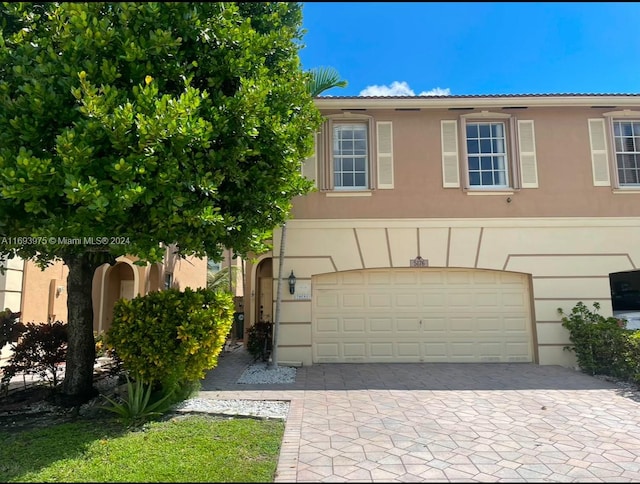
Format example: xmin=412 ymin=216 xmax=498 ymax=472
xmin=245 ymin=93 xmax=640 ymax=368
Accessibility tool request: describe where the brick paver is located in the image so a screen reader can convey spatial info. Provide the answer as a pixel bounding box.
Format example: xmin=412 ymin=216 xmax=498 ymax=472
xmin=200 ymin=346 xmax=640 ymax=482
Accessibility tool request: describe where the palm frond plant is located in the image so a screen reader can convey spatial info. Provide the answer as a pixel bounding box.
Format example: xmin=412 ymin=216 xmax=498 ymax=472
xmin=305 ymin=66 xmax=348 ymax=97
xmin=207 ymin=265 xmax=239 ymax=293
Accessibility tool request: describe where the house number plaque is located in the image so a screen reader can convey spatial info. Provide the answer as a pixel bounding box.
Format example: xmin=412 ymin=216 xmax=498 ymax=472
xmin=410 ymin=256 xmax=429 ymax=267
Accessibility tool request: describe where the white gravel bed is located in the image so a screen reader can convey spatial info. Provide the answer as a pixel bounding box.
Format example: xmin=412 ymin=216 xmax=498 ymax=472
xmin=237 ymin=362 xmax=296 ymax=384
xmin=174 ymin=398 xmax=289 ymax=420
xmin=172 ymin=363 xmax=296 ymax=420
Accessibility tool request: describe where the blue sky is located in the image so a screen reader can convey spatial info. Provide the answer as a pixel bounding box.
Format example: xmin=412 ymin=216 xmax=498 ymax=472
xmin=298 ymin=2 xmax=640 ymax=97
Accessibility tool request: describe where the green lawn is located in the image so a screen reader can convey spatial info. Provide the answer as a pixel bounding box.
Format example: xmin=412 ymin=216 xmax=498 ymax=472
xmin=0 ymin=415 xmax=285 ymax=483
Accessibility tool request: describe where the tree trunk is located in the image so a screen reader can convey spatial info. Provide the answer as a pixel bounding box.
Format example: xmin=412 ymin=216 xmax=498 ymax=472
xmin=59 ymin=252 xmax=103 ymax=405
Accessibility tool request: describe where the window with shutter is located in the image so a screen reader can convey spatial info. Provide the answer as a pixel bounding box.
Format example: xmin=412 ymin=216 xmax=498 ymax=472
xmin=612 ymin=120 xmax=640 ymax=186
xmin=377 ymin=121 xmax=394 ymax=189
xmin=441 ymin=113 xmax=538 ymax=192
xmin=301 ymin=132 xmax=318 ymax=187
xmin=310 ymin=114 xmax=393 ymax=193
xmin=595 ymin=110 xmax=640 ymax=189
xmin=588 ymin=118 xmax=611 ymax=186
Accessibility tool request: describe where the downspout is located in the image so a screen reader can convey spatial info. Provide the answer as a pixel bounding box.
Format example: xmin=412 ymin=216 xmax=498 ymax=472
xmin=270 ymin=221 xmax=287 ymax=368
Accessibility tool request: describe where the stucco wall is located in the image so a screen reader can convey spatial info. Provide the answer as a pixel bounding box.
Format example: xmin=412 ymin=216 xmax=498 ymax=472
xmin=268 ymin=217 xmax=640 ymax=367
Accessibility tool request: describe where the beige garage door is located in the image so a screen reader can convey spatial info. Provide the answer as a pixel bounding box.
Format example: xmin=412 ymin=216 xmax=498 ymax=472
xmin=312 ymin=268 xmax=533 ymax=363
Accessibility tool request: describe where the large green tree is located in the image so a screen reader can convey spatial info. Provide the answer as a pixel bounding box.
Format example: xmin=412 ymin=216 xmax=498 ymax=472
xmin=0 ymin=2 xmax=321 ymax=403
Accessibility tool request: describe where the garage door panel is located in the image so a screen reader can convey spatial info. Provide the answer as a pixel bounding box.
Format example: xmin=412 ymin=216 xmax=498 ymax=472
xmin=476 ymin=317 xmax=503 ymax=332
xmin=423 ymin=342 xmax=448 ymax=359
xmin=316 ymin=343 xmax=339 ymax=359
xmin=501 ymin=291 xmax=527 ymax=308
xmin=450 ymin=343 xmax=477 ymax=356
xmin=397 ymin=318 xmax=421 ymax=332
xmin=342 ymin=293 xmax=365 ymax=308
xmin=504 ymin=317 xmax=529 ymax=331
xmin=418 ymin=271 xmax=445 ymax=284
xmin=447 ymin=291 xmax=472 ymax=307
xmin=478 ymin=341 xmax=502 ymax=353
xmin=473 ymin=271 xmax=500 ymax=284
xmin=422 ymin=316 xmax=447 ymax=331
xmin=450 ymin=317 xmax=475 ymax=332
xmin=370 ymin=318 xmax=393 ymax=333
xmin=446 ymin=271 xmax=474 ymax=285
xmin=393 ymin=271 xmax=420 ymax=285
xmin=343 ymin=318 xmax=365 ymax=333
xmin=369 ymin=293 xmax=392 ymax=308
xmin=317 ymin=293 xmax=340 ymax=308
xmin=475 ymin=291 xmax=499 ymax=307
xmin=398 ymin=342 xmax=421 ymax=357
xmin=422 ymin=293 xmax=447 ymax=309
xmin=370 ymin=342 xmax=394 ymax=358
xmin=341 ymin=272 xmax=366 ymax=284
xmin=344 ymin=343 xmax=366 ymax=358
xmin=313 ymin=268 xmax=533 ymax=363
xmin=316 ymin=318 xmax=339 ymax=333
xmin=396 ymin=294 xmax=419 ymax=307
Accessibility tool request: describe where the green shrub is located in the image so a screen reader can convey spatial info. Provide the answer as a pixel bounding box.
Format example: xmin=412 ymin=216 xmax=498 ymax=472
xmin=1 ymin=321 xmax=67 ymax=390
xmin=559 ymin=301 xmax=634 ymax=378
xmin=626 ymin=331 xmax=640 ymax=384
xmin=106 ymin=288 xmax=233 ymax=394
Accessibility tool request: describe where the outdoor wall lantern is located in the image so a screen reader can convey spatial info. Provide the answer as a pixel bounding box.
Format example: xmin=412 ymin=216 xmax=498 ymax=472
xmin=288 ymin=270 xmax=296 ymax=294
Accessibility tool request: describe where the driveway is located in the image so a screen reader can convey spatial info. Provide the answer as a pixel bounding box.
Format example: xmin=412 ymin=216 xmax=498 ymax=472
xmin=200 ymin=347 xmax=640 ymax=482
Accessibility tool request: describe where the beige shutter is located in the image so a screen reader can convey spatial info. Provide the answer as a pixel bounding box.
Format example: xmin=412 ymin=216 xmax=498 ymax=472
xmin=376 ymin=121 xmax=394 ymax=189
xmin=301 ymin=132 xmax=318 ymax=187
xmin=588 ymin=118 xmax=611 ymax=186
xmin=517 ymin=120 xmax=538 ymax=188
xmin=441 ymin=120 xmax=460 ymax=188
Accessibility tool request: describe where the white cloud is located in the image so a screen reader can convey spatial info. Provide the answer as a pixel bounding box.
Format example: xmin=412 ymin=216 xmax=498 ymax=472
xmin=418 ymin=87 xmax=451 ymax=96
xmin=359 ymin=81 xmax=451 ymax=97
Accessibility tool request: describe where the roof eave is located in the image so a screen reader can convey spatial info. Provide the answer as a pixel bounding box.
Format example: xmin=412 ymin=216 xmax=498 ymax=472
xmin=314 ymin=95 xmax=640 ymax=110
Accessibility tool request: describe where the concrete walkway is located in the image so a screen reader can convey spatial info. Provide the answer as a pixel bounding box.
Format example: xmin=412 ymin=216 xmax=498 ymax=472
xmin=200 ymin=345 xmax=640 ymax=482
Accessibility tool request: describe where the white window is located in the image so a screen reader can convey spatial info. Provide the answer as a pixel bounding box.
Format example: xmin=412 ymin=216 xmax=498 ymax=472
xmin=441 ymin=113 xmax=538 ymax=191
xmin=333 ymin=123 xmax=368 ymax=190
xmin=588 ymin=112 xmax=640 ymax=188
xmin=466 ymin=122 xmax=509 ymax=188
xmin=302 ymin=116 xmax=394 ymax=192
xmin=613 ymin=120 xmax=640 ymax=186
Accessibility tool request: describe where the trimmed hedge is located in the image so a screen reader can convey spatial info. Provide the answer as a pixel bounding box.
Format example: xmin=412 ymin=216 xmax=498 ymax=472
xmin=106 ymin=288 xmax=233 ymax=392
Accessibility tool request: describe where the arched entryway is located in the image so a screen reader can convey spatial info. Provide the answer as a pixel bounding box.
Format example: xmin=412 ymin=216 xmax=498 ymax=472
xmin=101 ymin=261 xmax=136 ymax=333
xmin=148 ymin=263 xmax=162 ymax=293
xmin=255 ymin=258 xmax=273 ymax=324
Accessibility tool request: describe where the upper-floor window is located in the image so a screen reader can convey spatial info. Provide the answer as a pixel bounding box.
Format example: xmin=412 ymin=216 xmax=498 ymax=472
xmin=333 ymin=123 xmax=369 ymax=190
xmin=588 ymin=113 xmax=640 ymax=188
xmin=613 ymin=120 xmax=640 ymax=186
xmin=466 ymin=122 xmax=509 ymax=188
xmin=301 ymin=115 xmax=394 ymax=193
xmin=441 ymin=112 xmax=538 ymax=191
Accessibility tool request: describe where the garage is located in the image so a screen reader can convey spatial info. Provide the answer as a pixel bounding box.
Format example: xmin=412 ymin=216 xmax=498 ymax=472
xmin=312 ymin=268 xmax=534 ymax=363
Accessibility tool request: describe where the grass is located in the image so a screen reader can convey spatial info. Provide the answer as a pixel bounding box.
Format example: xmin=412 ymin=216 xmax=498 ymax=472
xmin=0 ymin=415 xmax=285 ymax=483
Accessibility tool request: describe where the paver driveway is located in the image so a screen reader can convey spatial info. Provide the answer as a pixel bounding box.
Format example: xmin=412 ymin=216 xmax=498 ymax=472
xmin=200 ymin=347 xmax=640 ymax=482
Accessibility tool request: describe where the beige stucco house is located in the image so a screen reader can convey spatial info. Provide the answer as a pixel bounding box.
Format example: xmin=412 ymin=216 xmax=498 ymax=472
xmin=245 ymin=93 xmax=640 ymax=368
xmin=0 ymin=245 xmax=245 ymax=333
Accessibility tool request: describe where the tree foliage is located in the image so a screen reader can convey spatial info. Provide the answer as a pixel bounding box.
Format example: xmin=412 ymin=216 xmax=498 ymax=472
xmin=0 ymin=2 xmax=321 ymax=400
xmin=0 ymin=2 xmax=321 ymax=264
